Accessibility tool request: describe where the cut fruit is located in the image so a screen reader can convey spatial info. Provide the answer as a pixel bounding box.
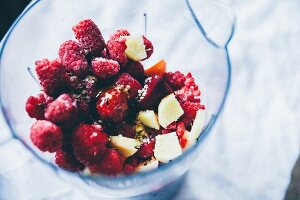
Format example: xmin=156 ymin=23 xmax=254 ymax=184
xmin=145 ymin=59 xmax=166 ymax=76
xmin=135 ymin=158 xmax=159 ymax=172
xmin=110 ymin=135 xmax=141 ymax=158
xmin=154 ymin=132 xmax=182 ymax=163
xmin=158 ymin=94 xmax=184 ymax=128
xmin=184 ymin=109 xmax=206 ymax=149
xmin=137 ymin=110 xmax=160 ymax=130
xmin=123 ymin=36 xmax=147 ymax=61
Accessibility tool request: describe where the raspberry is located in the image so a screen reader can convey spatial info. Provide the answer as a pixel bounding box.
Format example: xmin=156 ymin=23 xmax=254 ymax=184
xmin=107 ymin=29 xmax=130 ymax=63
xmin=72 ymin=124 xmax=108 ymax=165
xmin=180 ymin=101 xmax=205 ymax=128
xmin=91 ymin=57 xmax=120 ymax=80
xmin=176 ymin=121 xmax=185 ymax=138
xmin=72 ymin=19 xmax=105 ymax=55
xmin=101 ymin=48 xmax=110 ymax=59
xmin=180 ymin=138 xmax=187 ymax=149
xmin=89 ymin=149 xmax=124 ymax=176
xmin=30 ymin=120 xmax=63 ymax=153
xmin=82 ymin=75 xmax=98 ymax=98
xmin=55 ymin=145 xmax=85 ymax=172
xmin=123 ymin=164 xmax=135 ymax=175
xmin=96 ymin=88 xmax=128 ymax=123
xmin=115 ymin=73 xmax=142 ymax=99
xmin=175 ymin=72 xmax=201 ymax=102
xmin=122 ymin=60 xmax=145 ymax=82
xmin=163 ymin=71 xmax=186 ymax=90
xmin=142 ymin=35 xmax=153 ymax=60
xmin=25 ymin=93 xmax=53 ymax=120
xmin=58 ymin=40 xmax=89 ymax=76
xmin=137 ymin=75 xmax=173 ymax=109
xmin=35 ymin=58 xmax=65 ymax=96
xmin=63 ymin=72 xmax=82 ymax=91
xmin=44 ymin=94 xmax=78 ymax=125
xmin=114 ymin=122 xmax=136 ymax=138
xmin=137 ymin=140 xmax=155 ymax=159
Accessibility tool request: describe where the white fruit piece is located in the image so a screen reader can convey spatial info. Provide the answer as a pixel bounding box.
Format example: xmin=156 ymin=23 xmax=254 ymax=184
xmin=110 ymin=135 xmax=141 ymax=158
xmin=184 ymin=109 xmax=207 ymax=149
xmin=123 ymin=36 xmax=147 ymax=61
xmin=137 ymin=110 xmax=160 ymax=130
xmin=154 ymin=132 xmax=182 ymax=163
xmin=135 ymin=158 xmax=159 ymax=172
xmin=158 ymin=94 xmax=184 ymax=128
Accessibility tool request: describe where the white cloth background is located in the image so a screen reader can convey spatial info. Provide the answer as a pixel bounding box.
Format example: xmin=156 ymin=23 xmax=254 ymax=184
xmin=0 ymin=0 xmax=299 ymax=199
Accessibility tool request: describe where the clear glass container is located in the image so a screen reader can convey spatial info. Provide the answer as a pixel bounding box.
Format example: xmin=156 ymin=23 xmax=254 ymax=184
xmin=0 ymin=0 xmax=235 ymax=199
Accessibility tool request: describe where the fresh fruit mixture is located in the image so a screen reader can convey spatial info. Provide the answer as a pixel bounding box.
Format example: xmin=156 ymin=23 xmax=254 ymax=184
xmin=25 ymin=19 xmax=206 ymax=176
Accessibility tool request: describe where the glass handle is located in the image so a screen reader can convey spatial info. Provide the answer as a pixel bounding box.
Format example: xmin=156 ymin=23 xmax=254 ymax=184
xmin=186 ymin=0 xmax=236 ymax=48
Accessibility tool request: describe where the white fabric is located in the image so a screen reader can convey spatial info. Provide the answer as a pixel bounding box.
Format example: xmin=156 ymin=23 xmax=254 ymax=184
xmin=0 ymin=0 xmax=299 ymax=199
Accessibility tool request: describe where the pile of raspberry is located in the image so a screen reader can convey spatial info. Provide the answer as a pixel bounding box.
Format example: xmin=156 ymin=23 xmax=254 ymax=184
xmin=25 ymin=19 xmax=205 ymax=176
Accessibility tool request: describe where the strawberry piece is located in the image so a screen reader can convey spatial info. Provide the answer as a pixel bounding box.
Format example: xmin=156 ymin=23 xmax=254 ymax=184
xmin=35 ymin=58 xmax=65 ymax=96
xmin=58 ymin=40 xmax=89 ymax=76
xmin=137 ymin=140 xmax=155 ymax=159
xmin=142 ymin=35 xmax=153 ymax=60
xmin=176 ymin=121 xmax=185 ymax=138
xmin=44 ymin=94 xmax=78 ymax=125
xmin=89 ymin=149 xmax=124 ymax=176
xmin=122 ymin=60 xmax=145 ymax=82
xmin=91 ymin=57 xmax=120 ymax=80
xmin=72 ymin=19 xmax=105 ymax=55
xmin=115 ymin=73 xmax=142 ymax=99
xmin=180 ymin=138 xmax=187 ymax=149
xmin=107 ymin=29 xmax=130 ymax=63
xmin=72 ymin=124 xmax=108 ymax=165
xmin=25 ymin=93 xmax=53 ymax=120
xmin=137 ymin=75 xmax=173 ymax=109
xmin=163 ymin=71 xmax=186 ymax=90
xmin=55 ymin=145 xmax=85 ymax=172
xmin=30 ymin=120 xmax=63 ymax=153
xmin=96 ymin=88 xmax=128 ymax=123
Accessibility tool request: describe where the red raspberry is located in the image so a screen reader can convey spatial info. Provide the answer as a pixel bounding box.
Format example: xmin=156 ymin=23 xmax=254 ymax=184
xmin=96 ymin=88 xmax=128 ymax=123
xmin=72 ymin=124 xmax=108 ymax=165
xmin=58 ymin=40 xmax=89 ymax=76
xmin=166 ymin=121 xmax=177 ymax=130
xmin=25 ymin=93 xmax=53 ymax=120
xmin=91 ymin=57 xmax=120 ymax=80
xmin=142 ymin=35 xmax=153 ymax=60
xmin=72 ymin=19 xmax=105 ymax=55
xmin=122 ymin=60 xmax=145 ymax=82
xmin=55 ymin=145 xmax=85 ymax=172
xmin=163 ymin=71 xmax=186 ymax=90
xmin=30 ymin=120 xmax=63 ymax=153
xmin=106 ymin=29 xmax=130 ymax=63
xmin=180 ymin=101 xmax=205 ymax=128
xmin=176 ymin=121 xmax=185 ymax=138
xmin=89 ymin=149 xmax=124 ymax=176
xmin=63 ymin=71 xmax=81 ymax=91
xmin=44 ymin=94 xmax=78 ymax=125
xmin=114 ymin=122 xmax=136 ymax=138
xmin=137 ymin=140 xmax=155 ymax=159
xmin=35 ymin=58 xmax=65 ymax=96
xmin=175 ymin=72 xmax=201 ymax=103
xmin=115 ymin=73 xmax=142 ymax=99
xmin=137 ymin=75 xmax=173 ymax=109
xmin=123 ymin=164 xmax=135 ymax=175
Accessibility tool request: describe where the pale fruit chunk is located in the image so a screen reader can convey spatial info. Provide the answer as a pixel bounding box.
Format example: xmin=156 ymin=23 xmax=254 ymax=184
xmin=135 ymin=158 xmax=159 ymax=172
xmin=137 ymin=110 xmax=160 ymax=130
xmin=154 ymin=132 xmax=182 ymax=163
xmin=184 ymin=109 xmax=207 ymax=149
xmin=158 ymin=94 xmax=184 ymax=128
xmin=123 ymin=36 xmax=147 ymax=61
xmin=110 ymin=135 xmax=141 ymax=158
